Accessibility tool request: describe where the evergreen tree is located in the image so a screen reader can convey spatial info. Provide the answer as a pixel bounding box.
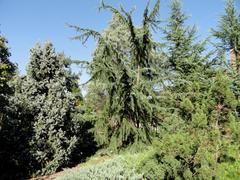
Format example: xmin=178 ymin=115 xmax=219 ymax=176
xmin=0 ymin=35 xmax=15 ymax=74
xmin=22 ymin=42 xmax=78 ymax=175
xmin=98 ymin=13 xmax=131 ymax=63
xmin=213 ymin=0 xmax=240 ymax=120
xmin=0 ymin=35 xmax=28 ymax=180
xmin=212 ymin=0 xmax=240 ymax=71
xmin=161 ymin=0 xmax=215 ymax=121
xmin=0 ymin=42 xmax=89 ymax=178
xmin=1 ymin=1 xmax=240 ymax=179
xmin=0 ymin=35 xmax=15 ymax=120
xmin=0 ymin=75 xmax=35 ymax=179
xmin=70 ymin=0 xmax=161 ymax=149
xmin=163 ymin=0 xmax=209 ymax=75
xmin=136 ymin=2 xmax=239 ymax=179
xmin=163 ymin=0 xmax=192 ymax=73
xmin=83 ymin=13 xmax=131 ymax=128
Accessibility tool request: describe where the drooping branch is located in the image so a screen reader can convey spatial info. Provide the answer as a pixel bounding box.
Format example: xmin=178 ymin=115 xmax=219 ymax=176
xmin=68 ymin=24 xmax=102 ymax=45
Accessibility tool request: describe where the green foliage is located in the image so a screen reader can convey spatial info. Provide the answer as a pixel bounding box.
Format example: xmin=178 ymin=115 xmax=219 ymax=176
xmin=57 ymin=156 xmax=143 ymax=180
xmin=211 ymin=71 xmax=237 ymax=107
xmin=0 ymin=34 xmax=21 ymax=180
xmin=122 ymin=1 xmax=240 ymax=179
xmin=192 ymin=108 xmax=208 ymax=128
xmin=71 ymin=1 xmax=161 ymax=149
xmin=1 ymin=0 xmax=240 ymax=179
xmin=180 ymin=97 xmax=194 ymax=112
xmin=212 ymin=0 xmax=240 ymax=72
xmin=0 ymin=35 xmax=15 ymax=93
xmin=66 ymin=2 xmax=240 ymax=179
xmin=217 ymin=160 xmax=240 ymax=179
xmin=0 ymin=87 xmax=35 ymax=179
xmin=163 ymin=0 xmax=202 ymax=75
xmin=212 ymin=0 xmax=240 ymax=51
xmin=0 ymin=36 xmax=14 ymax=70
xmin=137 ymin=132 xmax=196 ymax=179
xmin=0 ymin=63 xmax=10 ymax=90
xmin=22 ymin=42 xmax=79 ymax=175
xmin=0 ymin=35 xmax=15 ymax=102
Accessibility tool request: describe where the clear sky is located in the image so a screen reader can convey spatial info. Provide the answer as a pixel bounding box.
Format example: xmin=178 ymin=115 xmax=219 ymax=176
xmin=0 ymin=0 xmax=231 ymax=83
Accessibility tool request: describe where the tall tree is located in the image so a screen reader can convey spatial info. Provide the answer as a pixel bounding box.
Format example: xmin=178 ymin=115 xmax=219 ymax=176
xmin=213 ymin=0 xmax=240 ymax=119
xmin=163 ymin=0 xmax=208 ymax=75
xmin=0 ymin=35 xmax=25 ymax=180
xmin=0 ymin=35 xmax=15 ymax=115
xmin=70 ymin=0 xmax=161 ymax=149
xmin=22 ymin=42 xmax=78 ymax=175
xmin=213 ymin=0 xmax=240 ymax=71
xmin=136 ymin=2 xmax=239 ymax=175
xmin=0 ymin=42 xmax=88 ymax=179
xmin=0 ymin=34 xmax=15 ymax=145
xmin=83 ymin=12 xmax=132 ymax=121
xmin=161 ymin=0 xmax=215 ymax=120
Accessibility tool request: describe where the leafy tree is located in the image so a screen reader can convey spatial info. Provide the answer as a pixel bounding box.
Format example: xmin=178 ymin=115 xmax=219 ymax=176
xmin=0 ymin=76 xmax=35 ymax=179
xmin=0 ymin=35 xmax=15 ymax=121
xmin=0 ymin=35 xmax=32 ymax=180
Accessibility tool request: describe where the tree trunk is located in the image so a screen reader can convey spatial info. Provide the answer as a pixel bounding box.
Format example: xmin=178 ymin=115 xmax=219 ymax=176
xmin=230 ymin=48 xmax=240 ymax=73
xmin=230 ymin=48 xmax=236 ymax=68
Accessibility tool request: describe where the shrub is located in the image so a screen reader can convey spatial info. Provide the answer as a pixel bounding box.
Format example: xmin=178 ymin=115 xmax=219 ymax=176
xmin=57 ymin=156 xmax=143 ymax=180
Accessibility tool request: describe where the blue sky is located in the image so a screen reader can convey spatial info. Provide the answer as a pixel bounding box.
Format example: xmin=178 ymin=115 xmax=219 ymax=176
xmin=0 ymin=0 xmax=228 ymax=83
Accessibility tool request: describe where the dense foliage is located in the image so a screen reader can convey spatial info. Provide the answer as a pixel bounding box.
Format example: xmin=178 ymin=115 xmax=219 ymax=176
xmin=70 ymin=0 xmax=161 ymax=150
xmin=0 ymin=0 xmax=240 ymax=179
xmin=57 ymin=156 xmax=143 ymax=180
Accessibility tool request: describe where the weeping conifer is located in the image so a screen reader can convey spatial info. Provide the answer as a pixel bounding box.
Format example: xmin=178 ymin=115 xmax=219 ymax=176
xmin=70 ymin=0 xmax=161 ymax=149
